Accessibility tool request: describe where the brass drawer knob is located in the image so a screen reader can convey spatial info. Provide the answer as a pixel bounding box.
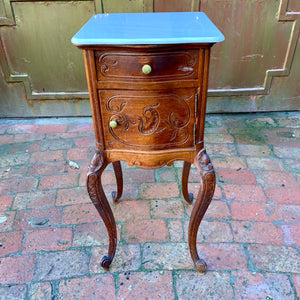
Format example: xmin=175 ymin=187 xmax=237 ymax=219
xmin=142 ymin=64 xmax=152 ymax=75
xmin=109 ymin=120 xmax=118 ymax=129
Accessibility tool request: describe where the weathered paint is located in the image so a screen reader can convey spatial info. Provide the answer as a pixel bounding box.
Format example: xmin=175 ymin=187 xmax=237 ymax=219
xmin=0 ymin=1 xmax=94 ymax=99
xmin=0 ymin=0 xmax=299 ymax=117
xmin=154 ymin=0 xmax=200 ymax=12
xmin=102 ymin=0 xmax=153 ymax=13
xmin=202 ymin=0 xmax=293 ymax=91
xmin=288 ymin=0 xmax=300 ymax=12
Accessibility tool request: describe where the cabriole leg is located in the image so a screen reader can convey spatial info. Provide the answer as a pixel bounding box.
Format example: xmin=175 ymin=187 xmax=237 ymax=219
xmin=87 ymin=150 xmax=117 ymax=269
xmin=188 ymin=149 xmax=216 ymax=274
xmin=112 ymin=161 xmax=123 ymax=202
xmin=182 ymin=161 xmax=193 ymax=204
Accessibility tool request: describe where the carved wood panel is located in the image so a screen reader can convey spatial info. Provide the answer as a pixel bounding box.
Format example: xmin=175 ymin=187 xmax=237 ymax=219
xmin=94 ymin=48 xmax=200 ymax=90
xmin=95 ymin=49 xmax=199 ymax=82
xmin=100 ymin=89 xmax=196 ymax=150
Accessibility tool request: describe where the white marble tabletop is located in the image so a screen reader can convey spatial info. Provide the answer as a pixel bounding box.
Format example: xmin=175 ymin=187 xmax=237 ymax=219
xmin=72 ymin=12 xmax=224 ymax=46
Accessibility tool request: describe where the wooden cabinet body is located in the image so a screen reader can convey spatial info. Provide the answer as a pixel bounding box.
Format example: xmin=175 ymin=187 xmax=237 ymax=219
xmin=84 ymin=45 xmax=211 ymax=167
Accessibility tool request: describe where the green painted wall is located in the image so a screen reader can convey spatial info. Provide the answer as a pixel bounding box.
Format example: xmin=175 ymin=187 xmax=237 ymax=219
xmin=0 ymin=0 xmax=299 ymax=117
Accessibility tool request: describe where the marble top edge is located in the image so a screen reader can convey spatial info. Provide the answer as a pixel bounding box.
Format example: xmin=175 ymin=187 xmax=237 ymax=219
xmin=72 ymin=12 xmax=225 ymax=46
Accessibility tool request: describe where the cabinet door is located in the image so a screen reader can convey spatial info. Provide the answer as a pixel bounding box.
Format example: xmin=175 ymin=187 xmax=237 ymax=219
xmin=99 ymin=89 xmax=196 ymax=151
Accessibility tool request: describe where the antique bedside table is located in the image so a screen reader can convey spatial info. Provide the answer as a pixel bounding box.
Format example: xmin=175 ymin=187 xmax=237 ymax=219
xmin=72 ymin=12 xmax=224 ymax=274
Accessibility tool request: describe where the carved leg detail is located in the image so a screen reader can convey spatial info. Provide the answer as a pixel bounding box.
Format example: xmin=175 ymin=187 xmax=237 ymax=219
xmin=112 ymin=161 xmax=123 ymax=202
xmin=182 ymin=161 xmax=193 ymax=204
xmin=87 ymin=150 xmax=117 ymax=269
xmin=188 ymin=149 xmax=216 ymax=274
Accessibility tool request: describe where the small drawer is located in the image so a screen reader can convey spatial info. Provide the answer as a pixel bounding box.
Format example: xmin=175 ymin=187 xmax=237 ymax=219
xmin=95 ymin=48 xmax=199 ymax=89
xmin=99 ymin=89 xmax=196 ymax=151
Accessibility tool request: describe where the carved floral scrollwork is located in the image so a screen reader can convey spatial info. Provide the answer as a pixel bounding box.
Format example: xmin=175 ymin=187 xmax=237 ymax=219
xmin=106 ymin=98 xmax=126 ymax=113
xmin=88 ymin=149 xmax=105 ymax=175
xmin=107 ymin=98 xmax=161 ymax=134
xmin=112 ymin=114 xmax=137 ymax=131
xmin=87 ymin=151 xmax=106 ymax=209
xmin=106 ymin=97 xmax=137 ymax=130
xmin=196 ymin=149 xmax=216 ymax=202
xmin=135 ymin=103 xmax=160 ymax=135
xmin=126 ymin=157 xmax=187 ymax=170
xmin=197 ymin=150 xmax=214 ymax=172
xmin=177 ymin=52 xmax=196 ymax=73
xmin=99 ymin=56 xmax=118 ymax=74
xmin=161 ymin=110 xmax=190 ymax=142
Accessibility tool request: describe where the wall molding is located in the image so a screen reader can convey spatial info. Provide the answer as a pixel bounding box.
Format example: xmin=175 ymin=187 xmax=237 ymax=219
xmin=208 ymin=0 xmax=299 ymax=96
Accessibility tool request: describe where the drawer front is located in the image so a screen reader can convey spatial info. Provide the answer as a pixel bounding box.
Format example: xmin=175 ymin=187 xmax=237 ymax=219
xmin=100 ymin=89 xmax=196 ymax=151
xmin=95 ymin=49 xmax=199 ymax=85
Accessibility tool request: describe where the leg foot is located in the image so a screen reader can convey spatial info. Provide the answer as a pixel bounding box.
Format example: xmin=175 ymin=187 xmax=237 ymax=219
xmin=195 ymin=259 xmax=207 ymax=274
xmin=182 ymin=161 xmax=193 ymax=204
xmin=188 ymin=149 xmax=216 ymax=274
xmin=87 ymin=150 xmax=117 ymax=270
xmin=112 ymin=161 xmax=123 ymax=202
xmin=101 ymin=256 xmax=112 ymax=269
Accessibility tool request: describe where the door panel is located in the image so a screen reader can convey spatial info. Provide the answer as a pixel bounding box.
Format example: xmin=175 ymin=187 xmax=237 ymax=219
xmin=99 ymin=89 xmax=196 ymax=150
xmin=1 ymin=1 xmax=94 ymax=98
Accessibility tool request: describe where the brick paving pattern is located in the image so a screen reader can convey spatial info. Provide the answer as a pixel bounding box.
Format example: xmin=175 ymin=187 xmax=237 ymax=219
xmin=0 ymin=112 xmax=299 ymax=299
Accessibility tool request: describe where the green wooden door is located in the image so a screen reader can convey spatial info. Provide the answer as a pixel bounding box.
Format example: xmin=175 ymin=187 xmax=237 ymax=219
xmin=0 ymin=0 xmax=299 ymax=117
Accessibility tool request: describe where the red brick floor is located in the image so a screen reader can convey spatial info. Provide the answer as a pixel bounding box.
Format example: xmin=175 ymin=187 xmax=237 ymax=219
xmin=0 ymin=112 xmax=299 ymax=299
